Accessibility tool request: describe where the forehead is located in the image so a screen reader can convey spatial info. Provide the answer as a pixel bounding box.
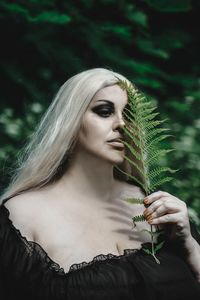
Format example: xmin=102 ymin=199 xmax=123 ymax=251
xmin=91 ymin=84 xmax=128 ymax=106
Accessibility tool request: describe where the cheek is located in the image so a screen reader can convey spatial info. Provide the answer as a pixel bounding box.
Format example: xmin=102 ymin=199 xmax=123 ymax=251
xmin=81 ymin=117 xmax=108 ymax=143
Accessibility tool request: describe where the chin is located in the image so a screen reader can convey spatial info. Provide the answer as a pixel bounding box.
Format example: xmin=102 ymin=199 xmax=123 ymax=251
xmin=107 ymin=153 xmax=125 ymax=165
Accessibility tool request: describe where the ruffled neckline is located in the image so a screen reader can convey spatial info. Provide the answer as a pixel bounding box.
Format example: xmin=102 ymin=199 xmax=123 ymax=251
xmin=0 ymin=203 xmax=158 ymax=276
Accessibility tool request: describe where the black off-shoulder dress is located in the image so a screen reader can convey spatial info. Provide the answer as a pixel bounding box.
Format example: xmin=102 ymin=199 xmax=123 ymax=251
xmin=0 ymin=202 xmax=200 ymax=300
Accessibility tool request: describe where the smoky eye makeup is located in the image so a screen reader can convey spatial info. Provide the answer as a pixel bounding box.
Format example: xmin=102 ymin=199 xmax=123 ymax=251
xmin=92 ymin=104 xmax=114 ymax=118
xmin=91 ymin=100 xmax=129 ymax=118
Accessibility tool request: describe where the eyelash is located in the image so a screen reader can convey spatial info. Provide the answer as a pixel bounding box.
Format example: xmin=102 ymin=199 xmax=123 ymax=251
xmin=92 ymin=106 xmax=114 ymax=118
xmin=98 ymin=109 xmax=113 ymax=118
xmin=92 ymin=105 xmax=128 ymax=119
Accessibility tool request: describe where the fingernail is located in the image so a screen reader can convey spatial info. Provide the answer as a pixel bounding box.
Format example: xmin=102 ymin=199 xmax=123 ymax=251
xmin=146 ymin=214 xmax=153 ymax=221
xmin=143 ymin=211 xmax=148 ymax=219
xmin=144 ymin=198 xmax=149 ymax=204
xmin=148 ymin=219 xmax=153 ymax=224
xmin=144 ymin=210 xmax=151 ymax=218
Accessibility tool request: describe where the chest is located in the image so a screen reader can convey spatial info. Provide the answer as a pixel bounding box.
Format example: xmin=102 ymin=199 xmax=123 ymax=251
xmin=34 ymin=205 xmax=155 ymax=272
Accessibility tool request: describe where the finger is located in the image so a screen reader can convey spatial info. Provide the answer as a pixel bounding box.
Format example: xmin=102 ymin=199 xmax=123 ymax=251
xmin=148 ymin=204 xmax=173 ymax=220
xmin=148 ymin=213 xmax=180 ymax=225
xmin=144 ymin=191 xmax=171 ymax=204
xmin=144 ymin=199 xmax=181 ymax=218
xmin=144 ymin=200 xmax=163 ymax=218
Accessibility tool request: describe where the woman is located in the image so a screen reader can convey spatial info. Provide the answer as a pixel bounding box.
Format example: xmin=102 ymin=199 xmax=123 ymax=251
xmin=0 ymin=68 xmax=200 ymax=300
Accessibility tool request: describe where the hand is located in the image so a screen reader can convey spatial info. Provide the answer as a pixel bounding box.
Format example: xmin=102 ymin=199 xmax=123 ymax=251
xmin=143 ymin=191 xmax=191 ymax=242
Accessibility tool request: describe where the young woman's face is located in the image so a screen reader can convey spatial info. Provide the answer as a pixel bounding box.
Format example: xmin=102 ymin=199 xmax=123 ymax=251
xmin=77 ymin=84 xmax=128 ymax=164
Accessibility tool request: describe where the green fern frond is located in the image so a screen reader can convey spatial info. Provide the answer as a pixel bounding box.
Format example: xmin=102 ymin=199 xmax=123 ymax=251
xmin=142 ymin=248 xmax=161 ymax=264
xmin=140 ymin=229 xmax=164 ymax=237
xmin=123 ymin=155 xmax=145 ymax=177
xmin=155 ymin=241 xmax=165 ymax=253
xmin=145 ymin=128 xmax=170 ymax=143
xmin=141 ymin=118 xmax=168 ymax=131
xmin=145 ymin=134 xmax=173 ymax=151
xmin=138 ymin=112 xmax=160 ymax=122
xmin=122 ymin=141 xmax=142 ymax=161
xmin=115 ymin=165 xmax=147 ymax=192
xmin=141 ymin=240 xmax=164 ymax=264
xmin=122 ymin=125 xmax=141 ymax=148
xmin=146 ymin=149 xmax=174 ymax=165
xmin=150 ymin=177 xmax=174 ymax=192
xmin=142 ymin=248 xmax=152 ymax=255
xmin=132 ymin=214 xmax=146 ymax=226
xmin=124 ymin=198 xmax=144 ymax=204
xmin=149 ymin=167 xmax=177 ymax=181
xmin=136 ymin=105 xmax=157 ymax=115
xmin=117 ymin=79 xmax=177 ymax=264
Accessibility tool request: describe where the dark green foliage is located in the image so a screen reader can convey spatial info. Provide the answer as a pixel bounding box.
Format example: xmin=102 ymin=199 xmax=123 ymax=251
xmin=142 ymin=0 xmax=192 ymax=12
xmin=0 ymin=0 xmax=199 ymax=228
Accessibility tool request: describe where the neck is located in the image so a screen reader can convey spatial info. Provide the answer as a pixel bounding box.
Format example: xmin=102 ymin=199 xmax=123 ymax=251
xmin=56 ymin=150 xmax=117 ymax=202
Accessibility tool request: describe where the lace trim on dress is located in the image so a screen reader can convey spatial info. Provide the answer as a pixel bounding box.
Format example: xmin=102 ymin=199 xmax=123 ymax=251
xmin=0 ymin=203 xmax=144 ymax=276
xmin=68 ymin=249 xmax=140 ymax=272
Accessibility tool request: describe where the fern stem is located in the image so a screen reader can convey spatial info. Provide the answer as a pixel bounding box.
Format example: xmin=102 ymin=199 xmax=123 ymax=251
xmin=150 ymin=225 xmax=160 ymax=264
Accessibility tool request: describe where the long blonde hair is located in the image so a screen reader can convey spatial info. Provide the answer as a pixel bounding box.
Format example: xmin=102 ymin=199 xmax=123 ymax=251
xmin=1 ymin=68 xmax=135 ymax=202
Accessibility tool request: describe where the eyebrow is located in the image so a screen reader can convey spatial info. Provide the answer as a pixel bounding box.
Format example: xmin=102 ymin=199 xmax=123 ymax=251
xmin=96 ymin=100 xmax=114 ymax=105
xmin=95 ymin=99 xmax=129 ymax=110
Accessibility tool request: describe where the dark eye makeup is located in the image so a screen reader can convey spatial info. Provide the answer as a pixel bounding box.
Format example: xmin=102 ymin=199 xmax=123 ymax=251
xmin=92 ymin=105 xmax=114 ymax=118
xmin=91 ymin=100 xmax=130 ymax=119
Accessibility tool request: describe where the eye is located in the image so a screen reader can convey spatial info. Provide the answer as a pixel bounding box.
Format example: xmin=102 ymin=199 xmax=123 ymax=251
xmin=98 ymin=109 xmax=113 ymax=118
xmin=92 ymin=105 xmax=114 ymax=118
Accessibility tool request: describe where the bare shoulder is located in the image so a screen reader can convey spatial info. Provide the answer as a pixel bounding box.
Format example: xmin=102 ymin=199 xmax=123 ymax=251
xmin=4 ymin=191 xmax=46 ymax=241
xmin=116 ymin=180 xmax=145 ymax=199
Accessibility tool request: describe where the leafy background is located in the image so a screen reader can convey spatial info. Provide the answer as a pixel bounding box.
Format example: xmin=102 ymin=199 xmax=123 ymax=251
xmin=0 ymin=0 xmax=199 ymax=227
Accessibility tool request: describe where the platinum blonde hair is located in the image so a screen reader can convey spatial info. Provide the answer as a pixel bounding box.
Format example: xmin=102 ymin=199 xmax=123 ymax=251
xmin=1 ymin=68 xmax=134 ymax=202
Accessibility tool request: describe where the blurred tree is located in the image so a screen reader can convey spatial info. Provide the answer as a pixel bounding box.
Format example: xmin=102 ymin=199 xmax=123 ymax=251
xmin=0 ymin=0 xmax=199 ymax=225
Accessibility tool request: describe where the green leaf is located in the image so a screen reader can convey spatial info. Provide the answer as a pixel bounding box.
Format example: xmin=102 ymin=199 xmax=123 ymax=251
xmin=155 ymin=241 xmax=165 ymax=252
xmin=123 ymin=155 xmax=145 ymax=177
xmin=143 ymin=0 xmax=192 ymax=12
xmin=150 ymin=177 xmax=173 ymax=191
xmin=147 ymin=149 xmax=174 ymax=165
xmin=0 ymin=3 xmax=71 ymax=24
xmin=149 ymin=167 xmax=176 ymax=180
xmin=31 ymin=11 xmax=71 ymax=24
xmin=136 ymin=38 xmax=169 ymax=59
xmin=140 ymin=229 xmax=164 ymax=237
xmin=127 ymin=10 xmax=148 ymax=27
xmin=145 ymin=128 xmax=170 ymax=143
xmin=115 ymin=166 xmax=147 ymax=192
xmin=142 ymin=248 xmax=151 ymax=255
xmin=124 ymin=198 xmax=144 ymax=204
xmin=122 ymin=141 xmax=142 ymax=161
xmin=123 ymin=126 xmax=141 ymax=148
xmin=145 ymin=135 xmax=172 ymax=151
xmin=132 ymin=214 xmax=146 ymax=224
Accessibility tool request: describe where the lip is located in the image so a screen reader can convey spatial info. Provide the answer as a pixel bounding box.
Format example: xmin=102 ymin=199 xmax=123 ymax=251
xmin=107 ymin=141 xmax=125 ymax=149
xmin=107 ymin=137 xmax=124 ymax=143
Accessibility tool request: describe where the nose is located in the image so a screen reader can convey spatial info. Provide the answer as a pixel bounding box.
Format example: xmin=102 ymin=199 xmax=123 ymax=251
xmin=113 ymin=113 xmax=125 ymax=131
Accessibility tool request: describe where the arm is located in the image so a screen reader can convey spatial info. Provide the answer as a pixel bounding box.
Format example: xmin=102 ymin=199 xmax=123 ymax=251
xmin=143 ymin=191 xmax=200 ymax=282
xmin=184 ymin=231 xmax=200 ymax=283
